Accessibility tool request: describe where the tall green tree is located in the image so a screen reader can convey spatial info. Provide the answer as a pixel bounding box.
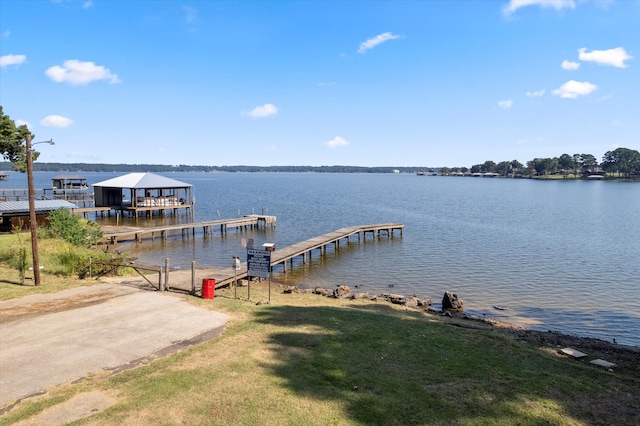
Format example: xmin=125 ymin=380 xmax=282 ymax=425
xmin=510 ymin=160 xmax=523 ymax=172
xmin=572 ymin=154 xmax=582 ymax=177
xmin=528 ymin=158 xmax=557 ymax=176
xmin=481 ymin=160 xmax=496 ymax=173
xmin=580 ymin=154 xmax=598 ymax=176
xmin=558 ymin=154 xmax=575 ymax=178
xmin=602 ymin=148 xmax=640 ymax=178
xmin=0 ymin=106 xmax=39 ymax=171
xmin=495 ymin=161 xmax=511 ymax=176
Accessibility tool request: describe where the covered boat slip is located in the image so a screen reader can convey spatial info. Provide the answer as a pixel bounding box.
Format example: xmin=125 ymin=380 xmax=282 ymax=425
xmin=92 ymin=172 xmax=194 ymax=218
xmin=51 ymin=174 xmax=94 ymax=207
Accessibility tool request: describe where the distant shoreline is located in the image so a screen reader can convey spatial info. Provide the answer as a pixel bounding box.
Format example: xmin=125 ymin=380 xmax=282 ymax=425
xmin=1 ymin=163 xmax=639 ymax=181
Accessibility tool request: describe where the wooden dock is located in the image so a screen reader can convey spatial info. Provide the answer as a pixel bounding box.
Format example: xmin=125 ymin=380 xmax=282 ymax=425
xmin=269 ymin=223 xmax=404 ymax=273
xmin=72 ymin=206 xmax=111 ymax=218
xmin=100 ymin=215 xmax=277 ymax=244
xmin=150 ymin=223 xmax=404 ymax=293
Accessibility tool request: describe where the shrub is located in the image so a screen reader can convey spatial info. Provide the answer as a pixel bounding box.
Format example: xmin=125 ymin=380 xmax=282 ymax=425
xmin=1 ymin=232 xmax=131 ymax=280
xmin=55 ymin=247 xmax=129 ymax=279
xmin=43 ymin=208 xmax=103 ymax=246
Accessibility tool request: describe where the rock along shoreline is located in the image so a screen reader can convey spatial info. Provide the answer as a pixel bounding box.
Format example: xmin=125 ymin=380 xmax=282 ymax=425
xmin=276 ymin=282 xmax=640 ymax=376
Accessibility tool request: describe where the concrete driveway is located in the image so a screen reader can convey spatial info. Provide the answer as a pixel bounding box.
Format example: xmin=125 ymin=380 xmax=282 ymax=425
xmin=0 ymin=282 xmax=228 ymax=410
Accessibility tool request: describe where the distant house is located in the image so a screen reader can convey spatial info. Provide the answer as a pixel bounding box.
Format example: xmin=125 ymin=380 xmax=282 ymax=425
xmin=0 ymin=200 xmax=78 ymax=232
xmin=0 ymin=172 xmax=7 ymax=181
xmin=92 ymin=172 xmax=193 ymax=217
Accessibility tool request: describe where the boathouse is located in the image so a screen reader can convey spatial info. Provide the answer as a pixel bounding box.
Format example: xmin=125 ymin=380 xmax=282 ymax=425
xmin=52 ymin=174 xmax=88 ymax=193
xmin=51 ymin=174 xmax=94 ymax=207
xmin=0 ymin=200 xmax=78 ymax=232
xmin=92 ymin=172 xmax=193 ymax=217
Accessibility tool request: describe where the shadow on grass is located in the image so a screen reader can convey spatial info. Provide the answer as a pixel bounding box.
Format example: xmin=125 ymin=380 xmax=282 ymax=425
xmin=254 ymin=303 xmax=639 ymax=425
xmin=0 ymin=278 xmax=28 ymax=286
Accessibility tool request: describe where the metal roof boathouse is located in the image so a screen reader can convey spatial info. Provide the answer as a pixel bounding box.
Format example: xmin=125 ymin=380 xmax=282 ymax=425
xmin=92 ymin=172 xmax=193 ymax=218
xmin=0 ymin=200 xmax=78 ymax=232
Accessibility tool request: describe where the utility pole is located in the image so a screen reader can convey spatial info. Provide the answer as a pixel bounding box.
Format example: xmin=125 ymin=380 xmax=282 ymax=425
xmin=25 ymin=135 xmax=54 ymax=286
xmin=25 ymin=134 xmax=41 ymax=285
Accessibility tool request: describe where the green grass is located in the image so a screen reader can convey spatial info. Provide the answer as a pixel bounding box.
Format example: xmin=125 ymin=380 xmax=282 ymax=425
xmin=1 ymin=283 xmax=637 ymax=426
xmin=1 ymin=236 xmax=637 ymax=424
xmin=0 ymin=232 xmax=132 ymax=299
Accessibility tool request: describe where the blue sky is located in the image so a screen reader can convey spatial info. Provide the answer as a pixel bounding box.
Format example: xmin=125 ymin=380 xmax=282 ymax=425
xmin=1 ymin=0 xmax=638 ymax=167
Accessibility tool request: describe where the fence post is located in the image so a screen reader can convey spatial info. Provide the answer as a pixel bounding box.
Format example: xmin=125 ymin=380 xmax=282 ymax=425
xmin=89 ymin=257 xmax=92 ymax=279
xmin=191 ymin=260 xmax=196 ymax=295
xmin=159 ymin=266 xmax=165 ymax=291
xmin=164 ymin=258 xmax=170 ymax=291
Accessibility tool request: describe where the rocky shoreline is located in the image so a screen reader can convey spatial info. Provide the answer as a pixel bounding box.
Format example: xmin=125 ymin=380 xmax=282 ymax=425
xmin=280 ymin=283 xmax=640 ymax=377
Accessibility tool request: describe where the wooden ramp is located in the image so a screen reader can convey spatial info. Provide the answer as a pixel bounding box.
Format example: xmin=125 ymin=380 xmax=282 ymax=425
xmin=161 ymin=223 xmax=404 ymax=294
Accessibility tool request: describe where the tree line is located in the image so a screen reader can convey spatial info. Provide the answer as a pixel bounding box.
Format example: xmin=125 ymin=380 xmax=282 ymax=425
xmin=447 ymin=148 xmax=639 ymax=179
xmin=2 ymin=151 xmax=638 ymax=179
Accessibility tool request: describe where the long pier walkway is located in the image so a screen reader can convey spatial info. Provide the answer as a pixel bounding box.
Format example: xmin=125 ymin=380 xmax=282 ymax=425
xmin=153 ymin=223 xmax=404 ymax=293
xmin=101 ymin=214 xmax=276 ymax=244
xmin=270 ymin=223 xmax=404 ymax=273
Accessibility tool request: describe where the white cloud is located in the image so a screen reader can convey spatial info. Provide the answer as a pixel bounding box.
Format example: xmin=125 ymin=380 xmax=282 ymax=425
xmin=552 ymin=80 xmax=597 ymax=98
xmin=561 ymin=60 xmax=580 ymax=70
xmin=498 ymin=100 xmax=514 ymax=108
xmin=323 ymin=136 xmax=349 ymax=148
xmin=502 ymin=0 xmax=575 ymax=16
xmin=526 ymin=89 xmax=546 ymax=97
xmin=82 ymin=1 xmax=93 ymax=8
xmin=578 ymin=47 xmax=632 ymax=68
xmin=358 ymin=32 xmax=401 ymax=54
xmin=0 ymin=54 xmax=26 ymax=67
xmin=1 ymin=30 xmax=9 ymax=38
xmin=318 ymin=81 xmax=336 ymax=87
xmin=40 ymin=115 xmax=74 ymax=127
xmin=45 ymin=60 xmax=120 ymax=85
xmin=245 ymin=103 xmax=279 ymax=118
xmin=15 ymin=119 xmax=31 ymax=129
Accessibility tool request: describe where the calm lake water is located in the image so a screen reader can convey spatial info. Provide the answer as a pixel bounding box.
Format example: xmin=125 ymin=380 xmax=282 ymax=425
xmin=3 ymin=171 xmax=639 ymax=346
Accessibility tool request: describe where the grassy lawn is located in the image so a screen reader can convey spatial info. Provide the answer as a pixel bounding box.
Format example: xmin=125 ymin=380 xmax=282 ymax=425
xmin=1 ymin=281 xmax=638 ymax=426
